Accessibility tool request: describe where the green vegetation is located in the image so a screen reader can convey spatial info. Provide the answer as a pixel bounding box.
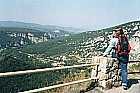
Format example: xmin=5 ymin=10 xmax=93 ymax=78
xmin=0 ymin=48 xmax=91 ymax=93
xmin=0 ymin=20 xmax=140 ymax=93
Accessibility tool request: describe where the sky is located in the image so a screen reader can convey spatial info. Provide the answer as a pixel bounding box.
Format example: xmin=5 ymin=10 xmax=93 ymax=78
xmin=0 ymin=0 xmax=140 ymax=30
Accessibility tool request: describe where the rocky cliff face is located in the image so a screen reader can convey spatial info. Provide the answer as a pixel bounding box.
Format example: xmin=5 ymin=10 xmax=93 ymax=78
xmin=0 ymin=27 xmax=70 ymax=48
xmin=129 ymin=31 xmax=140 ymax=61
xmin=0 ymin=31 xmax=48 ymax=48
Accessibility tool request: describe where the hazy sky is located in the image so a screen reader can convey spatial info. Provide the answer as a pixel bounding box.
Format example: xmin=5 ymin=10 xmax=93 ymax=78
xmin=0 ymin=0 xmax=140 ymax=30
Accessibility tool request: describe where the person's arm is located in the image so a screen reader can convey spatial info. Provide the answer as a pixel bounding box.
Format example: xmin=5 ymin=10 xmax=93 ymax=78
xmin=103 ymin=38 xmax=117 ymax=56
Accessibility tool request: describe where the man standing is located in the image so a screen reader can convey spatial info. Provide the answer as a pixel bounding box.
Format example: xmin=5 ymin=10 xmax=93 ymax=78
xmin=103 ymin=27 xmax=131 ymax=90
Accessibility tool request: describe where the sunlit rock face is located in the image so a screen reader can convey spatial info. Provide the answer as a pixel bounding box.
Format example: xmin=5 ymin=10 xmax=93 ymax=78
xmin=129 ymin=31 xmax=140 ymax=61
xmin=0 ymin=30 xmax=70 ymax=48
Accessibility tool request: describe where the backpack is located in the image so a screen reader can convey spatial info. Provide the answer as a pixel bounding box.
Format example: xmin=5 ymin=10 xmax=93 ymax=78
xmin=115 ymin=35 xmax=131 ymax=56
xmin=115 ymin=35 xmax=131 ymax=63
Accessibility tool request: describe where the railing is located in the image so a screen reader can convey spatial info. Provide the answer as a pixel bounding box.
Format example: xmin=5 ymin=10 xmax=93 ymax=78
xmin=0 ymin=63 xmax=99 ymax=93
xmin=0 ymin=60 xmax=139 ymax=93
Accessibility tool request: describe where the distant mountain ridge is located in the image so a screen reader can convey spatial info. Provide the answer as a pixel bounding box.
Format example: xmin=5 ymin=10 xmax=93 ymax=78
xmin=0 ymin=21 xmax=83 ymax=48
xmin=0 ymin=21 xmax=84 ymax=33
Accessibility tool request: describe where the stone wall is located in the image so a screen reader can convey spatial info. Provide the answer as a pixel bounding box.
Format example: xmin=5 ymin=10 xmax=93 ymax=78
xmin=91 ymin=56 xmax=122 ymax=89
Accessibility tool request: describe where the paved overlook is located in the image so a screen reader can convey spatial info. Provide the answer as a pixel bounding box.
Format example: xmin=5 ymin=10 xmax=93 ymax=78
xmin=87 ymin=74 xmax=140 ymax=93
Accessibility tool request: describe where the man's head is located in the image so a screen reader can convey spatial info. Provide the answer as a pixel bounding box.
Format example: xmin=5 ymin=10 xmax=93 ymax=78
xmin=113 ymin=27 xmax=124 ymax=37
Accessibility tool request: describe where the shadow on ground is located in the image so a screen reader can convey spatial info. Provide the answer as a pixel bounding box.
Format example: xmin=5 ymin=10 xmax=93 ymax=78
xmin=128 ymin=79 xmax=140 ymax=89
xmin=80 ymin=81 xmax=98 ymax=93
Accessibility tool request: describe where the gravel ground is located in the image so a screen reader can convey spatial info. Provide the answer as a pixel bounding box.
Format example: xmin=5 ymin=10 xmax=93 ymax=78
xmin=86 ymin=74 xmax=140 ymax=93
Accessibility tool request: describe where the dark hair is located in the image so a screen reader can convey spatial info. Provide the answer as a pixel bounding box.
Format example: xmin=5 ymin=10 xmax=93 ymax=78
xmin=119 ymin=28 xmax=124 ymax=35
xmin=113 ymin=27 xmax=124 ymax=35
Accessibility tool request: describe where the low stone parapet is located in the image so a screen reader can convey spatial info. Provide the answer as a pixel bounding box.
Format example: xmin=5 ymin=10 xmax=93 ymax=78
xmin=91 ymin=56 xmax=122 ymax=89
